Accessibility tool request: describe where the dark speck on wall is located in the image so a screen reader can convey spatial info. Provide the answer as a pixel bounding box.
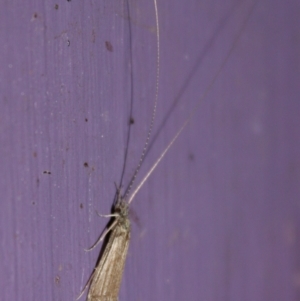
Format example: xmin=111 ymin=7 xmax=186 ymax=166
xmin=129 ymin=117 xmax=135 ymax=125
xmin=84 ymin=162 xmax=89 ymax=168
xmin=54 ymin=4 xmax=59 ymax=9
xmin=188 ymin=153 xmax=195 ymax=161
xmin=43 ymin=171 xmax=51 ymax=175
xmin=80 ymin=203 xmax=83 ymax=209
xmin=85 ymin=118 xmax=88 ymax=122
xmin=92 ymin=29 xmax=96 ymax=43
xmin=105 ymin=41 xmax=113 ymax=52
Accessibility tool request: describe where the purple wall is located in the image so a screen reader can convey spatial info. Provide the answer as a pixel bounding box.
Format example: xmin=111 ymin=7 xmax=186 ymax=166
xmin=1 ymin=0 xmax=299 ymax=300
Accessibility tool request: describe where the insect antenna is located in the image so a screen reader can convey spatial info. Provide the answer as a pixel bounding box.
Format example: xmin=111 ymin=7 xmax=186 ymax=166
xmin=142 ymin=0 xmax=249 ymax=159
xmin=117 ymin=0 xmax=135 ymax=192
xmin=127 ymin=0 xmax=259 ymax=205
xmin=123 ymin=0 xmax=160 ymax=201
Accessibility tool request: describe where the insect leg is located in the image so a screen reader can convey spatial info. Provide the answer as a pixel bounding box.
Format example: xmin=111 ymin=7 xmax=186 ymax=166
xmin=84 ymin=219 xmax=118 ymax=252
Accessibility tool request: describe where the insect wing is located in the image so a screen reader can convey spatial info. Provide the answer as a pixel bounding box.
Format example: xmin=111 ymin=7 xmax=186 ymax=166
xmin=87 ymin=221 xmax=131 ymax=301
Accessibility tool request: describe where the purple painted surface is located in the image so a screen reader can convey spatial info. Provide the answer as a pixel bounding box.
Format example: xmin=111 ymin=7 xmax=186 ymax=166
xmin=0 ymin=0 xmax=299 ymax=300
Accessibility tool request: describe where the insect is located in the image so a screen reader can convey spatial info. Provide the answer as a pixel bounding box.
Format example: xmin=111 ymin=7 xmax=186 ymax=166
xmin=78 ymin=193 xmax=131 ymax=301
xmin=78 ymin=0 xmax=160 ymax=300
xmin=78 ymin=0 xmax=258 ymax=300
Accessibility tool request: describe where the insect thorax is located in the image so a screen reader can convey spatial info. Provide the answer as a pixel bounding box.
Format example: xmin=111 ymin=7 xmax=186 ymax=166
xmin=114 ymin=199 xmax=130 ymax=230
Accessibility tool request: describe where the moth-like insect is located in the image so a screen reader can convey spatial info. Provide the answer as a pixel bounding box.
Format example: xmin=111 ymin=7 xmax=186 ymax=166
xmin=82 ymin=196 xmax=130 ymax=301
xmin=77 ymin=0 xmax=161 ymax=300
xmin=78 ymin=0 xmax=258 ymax=300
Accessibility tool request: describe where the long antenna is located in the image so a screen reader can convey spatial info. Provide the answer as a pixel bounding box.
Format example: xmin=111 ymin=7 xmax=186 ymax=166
xmin=118 ymin=0 xmax=135 ymax=190
xmin=128 ymin=0 xmax=258 ymax=205
xmin=124 ymin=0 xmax=160 ymax=200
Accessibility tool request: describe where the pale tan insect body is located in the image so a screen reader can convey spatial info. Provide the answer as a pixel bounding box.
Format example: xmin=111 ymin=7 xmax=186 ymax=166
xmin=87 ymin=199 xmax=130 ymax=301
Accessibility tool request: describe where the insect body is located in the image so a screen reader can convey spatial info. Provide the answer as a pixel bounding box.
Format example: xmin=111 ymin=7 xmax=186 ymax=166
xmin=77 ymin=189 xmax=131 ymax=301
xmin=86 ymin=198 xmax=130 ymax=301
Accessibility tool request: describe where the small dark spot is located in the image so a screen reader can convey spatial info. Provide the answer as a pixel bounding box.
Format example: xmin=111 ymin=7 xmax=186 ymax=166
xmin=36 ymin=178 xmax=40 ymax=186
xmin=188 ymin=153 xmax=195 ymax=161
xmin=85 ymin=118 xmax=88 ymax=122
xmin=67 ymin=40 xmax=70 ymax=47
xmin=80 ymin=203 xmax=83 ymax=209
xmin=33 ymin=151 xmax=37 ymax=158
xmin=84 ymin=162 xmax=89 ymax=168
xmin=55 ymin=275 xmax=60 ymax=285
xmin=54 ymin=4 xmax=59 ymax=10
xmin=33 ymin=12 xmax=38 ymax=19
xmin=129 ymin=117 xmax=135 ymax=125
xmin=67 ymin=0 xmax=71 ymax=2
xmin=105 ymin=41 xmax=113 ymax=52
xmin=91 ymin=29 xmax=96 ymax=43
xmin=43 ymin=170 xmax=51 ymax=175
xmin=32 ymin=201 xmax=35 ymax=205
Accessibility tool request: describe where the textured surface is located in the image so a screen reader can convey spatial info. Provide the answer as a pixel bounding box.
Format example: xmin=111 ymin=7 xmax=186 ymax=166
xmin=0 ymin=0 xmax=300 ymax=300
